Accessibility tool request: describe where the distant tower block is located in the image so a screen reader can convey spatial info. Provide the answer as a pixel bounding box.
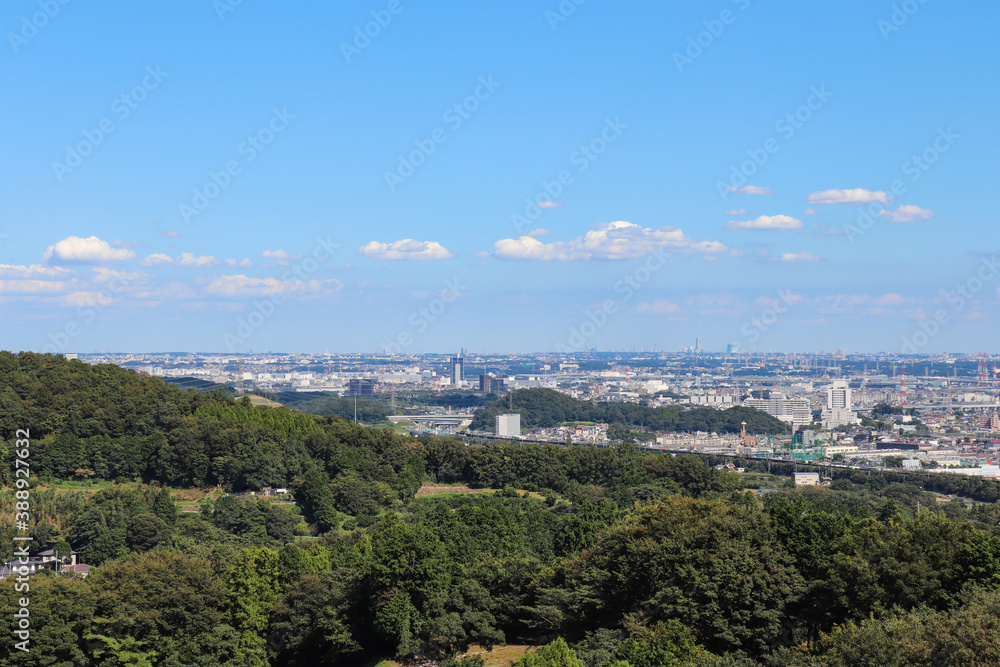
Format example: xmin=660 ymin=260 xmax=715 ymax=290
xmin=450 ymin=353 xmax=465 ymax=387
xmin=900 ymin=367 xmax=907 ymax=407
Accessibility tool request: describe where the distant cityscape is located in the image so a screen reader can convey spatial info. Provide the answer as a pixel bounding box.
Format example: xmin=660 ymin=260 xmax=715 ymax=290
xmin=59 ymin=347 xmax=1000 ymax=480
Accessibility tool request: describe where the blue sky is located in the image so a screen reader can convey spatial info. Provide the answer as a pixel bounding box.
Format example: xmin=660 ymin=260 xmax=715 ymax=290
xmin=2 ymin=0 xmax=998 ymax=354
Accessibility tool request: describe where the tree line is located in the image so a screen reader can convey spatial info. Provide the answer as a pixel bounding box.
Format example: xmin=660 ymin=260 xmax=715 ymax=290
xmin=471 ymin=388 xmax=789 ymax=435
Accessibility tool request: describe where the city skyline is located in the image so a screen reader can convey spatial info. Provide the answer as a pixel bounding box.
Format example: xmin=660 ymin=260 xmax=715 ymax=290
xmin=3 ymin=2 xmax=999 ymax=354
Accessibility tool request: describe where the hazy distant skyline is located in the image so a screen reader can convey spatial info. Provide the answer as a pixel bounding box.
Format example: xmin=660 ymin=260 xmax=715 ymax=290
xmin=3 ymin=2 xmax=998 ymax=354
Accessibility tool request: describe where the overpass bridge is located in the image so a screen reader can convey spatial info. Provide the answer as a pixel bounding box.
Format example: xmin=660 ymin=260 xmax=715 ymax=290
xmin=388 ymin=414 xmax=476 ymax=427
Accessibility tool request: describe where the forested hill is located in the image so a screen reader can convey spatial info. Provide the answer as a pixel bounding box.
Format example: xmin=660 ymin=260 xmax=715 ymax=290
xmin=471 ymin=387 xmax=789 ymax=434
xmin=0 ymin=351 xmax=220 ymax=441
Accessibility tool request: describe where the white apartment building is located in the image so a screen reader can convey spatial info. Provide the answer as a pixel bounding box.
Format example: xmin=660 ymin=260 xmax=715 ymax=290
xmin=743 ymin=392 xmax=812 ymax=429
xmin=496 ymin=413 xmax=521 ymax=438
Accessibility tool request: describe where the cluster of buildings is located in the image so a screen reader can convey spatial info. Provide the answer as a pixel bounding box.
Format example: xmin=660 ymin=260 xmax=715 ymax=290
xmin=78 ymin=350 xmax=1000 ymax=458
xmin=0 ymin=549 xmax=90 ymax=580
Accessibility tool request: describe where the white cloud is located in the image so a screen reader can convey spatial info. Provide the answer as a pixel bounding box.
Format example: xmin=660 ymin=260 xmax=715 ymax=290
xmin=358 ymin=239 xmax=454 ymax=260
xmin=526 ymin=228 xmax=550 ymax=237
xmin=0 ymin=264 xmax=74 ymax=279
xmin=140 ymin=253 xmax=173 ymax=267
xmin=754 ymin=290 xmax=804 ymax=308
xmin=260 ymin=249 xmax=302 ymax=263
xmin=176 ymin=252 xmax=218 ymax=268
xmin=636 ymin=299 xmax=681 ymax=314
xmin=493 ymin=221 xmax=728 ymax=261
xmin=140 ymin=253 xmax=217 ymax=268
xmin=205 ymin=275 xmax=295 ymax=297
xmin=780 ymin=252 xmax=822 ymax=262
xmin=873 ymin=292 xmax=905 ymax=306
xmin=879 ymin=205 xmax=934 ymax=223
xmin=42 ymin=236 xmax=135 ymax=263
xmin=538 ymin=201 xmax=562 ymax=209
xmin=92 ymin=267 xmax=147 ymax=284
xmin=65 ymin=291 xmax=115 ymax=307
xmin=161 ymin=230 xmax=182 ymax=238
xmin=725 ymin=185 xmax=773 ymax=196
xmin=204 ymin=274 xmax=341 ymax=298
xmin=820 ymin=292 xmax=914 ymax=313
xmin=805 ymin=208 xmax=821 ymax=216
xmin=725 ymin=215 xmax=803 ymax=231
xmin=226 ymin=257 xmax=252 ymax=267
xmin=807 ymin=188 xmax=892 ymax=205
xmin=725 ymin=209 xmax=746 ymax=215
xmin=0 ymin=279 xmax=70 ymax=294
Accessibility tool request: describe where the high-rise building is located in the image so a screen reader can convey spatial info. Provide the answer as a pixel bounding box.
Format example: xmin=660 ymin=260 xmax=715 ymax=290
xmin=480 ymin=374 xmax=507 ymax=392
xmin=695 ymin=337 xmax=703 ymax=353
xmin=496 ymin=413 xmax=520 ymax=438
xmin=450 ymin=354 xmax=465 ymax=387
xmin=828 ymin=380 xmax=849 ymax=409
xmin=348 ymin=378 xmax=374 ymax=397
xmin=821 ymin=380 xmax=859 ymax=429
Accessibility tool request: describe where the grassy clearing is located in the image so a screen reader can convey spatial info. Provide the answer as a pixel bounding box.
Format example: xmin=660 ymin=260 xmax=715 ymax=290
xmin=43 ymin=480 xmax=116 ymax=494
xmin=415 ymin=485 xmax=548 ymax=501
xmin=464 ymin=644 xmax=535 ymax=665
xmin=368 ymin=644 xmax=534 ymax=667
xmin=242 ymin=394 xmax=282 ymax=407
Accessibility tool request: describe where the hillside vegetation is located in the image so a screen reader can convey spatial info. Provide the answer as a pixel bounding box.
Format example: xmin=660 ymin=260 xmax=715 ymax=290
xmin=2 ymin=353 xmax=1000 ymax=665
xmin=471 ymin=387 xmax=788 ymax=434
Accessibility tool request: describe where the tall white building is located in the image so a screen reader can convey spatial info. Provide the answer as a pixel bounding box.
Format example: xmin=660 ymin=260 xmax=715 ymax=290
xmin=496 ymin=413 xmax=521 ymax=438
xmin=821 ymin=380 xmax=860 ymax=429
xmin=450 ymin=354 xmax=465 ymax=387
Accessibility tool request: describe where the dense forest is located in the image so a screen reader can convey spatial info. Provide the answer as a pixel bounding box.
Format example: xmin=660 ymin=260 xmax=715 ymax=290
xmin=471 ymin=388 xmax=789 ymax=435
xmin=3 ymin=353 xmax=1000 ymax=665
